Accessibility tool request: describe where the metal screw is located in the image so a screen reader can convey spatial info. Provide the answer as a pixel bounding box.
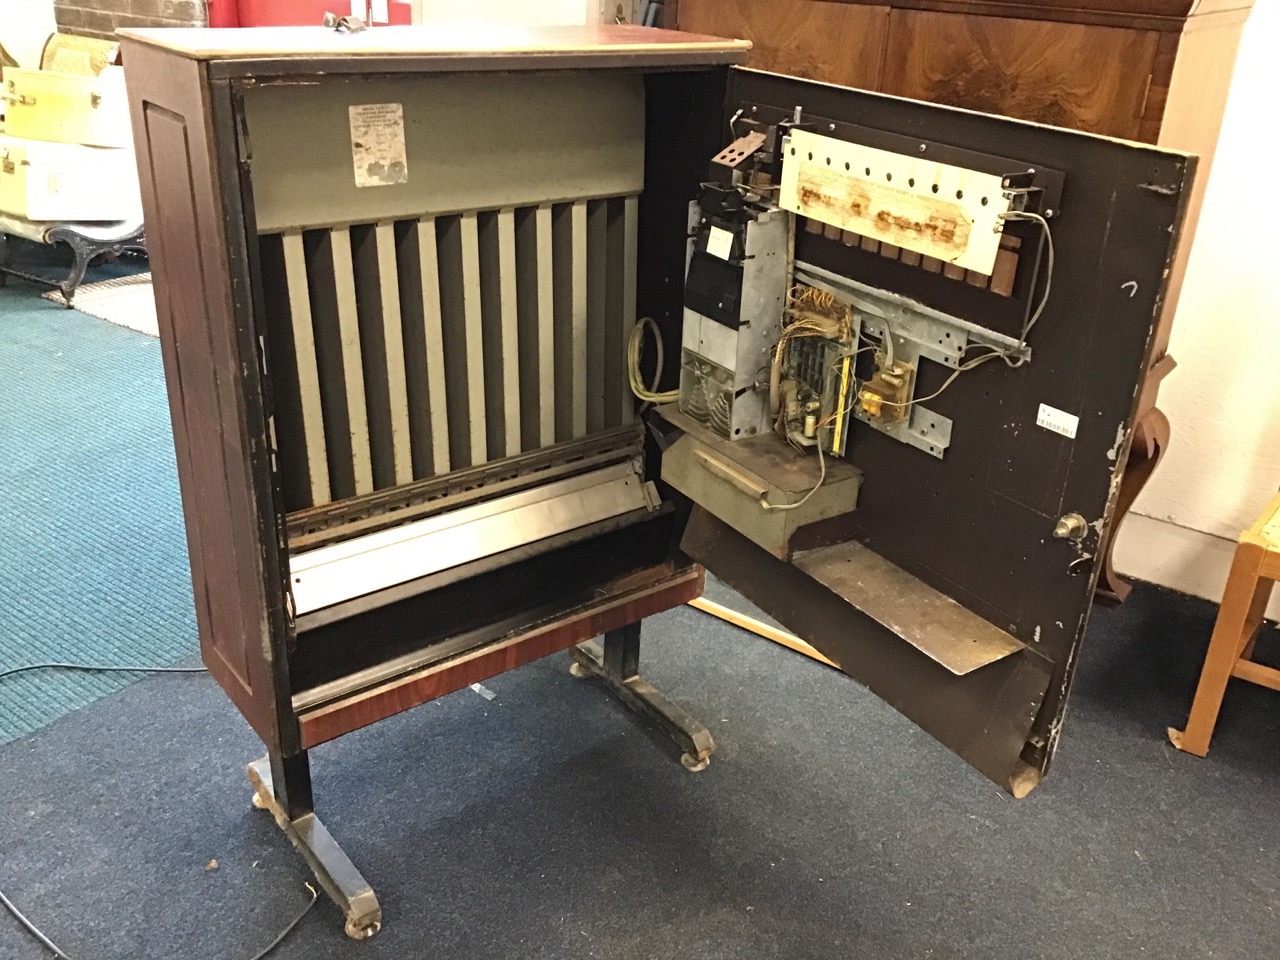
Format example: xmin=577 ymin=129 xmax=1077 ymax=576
xmin=919 ymin=144 xmax=926 ymax=152
xmin=829 ymin=123 xmax=836 ymax=132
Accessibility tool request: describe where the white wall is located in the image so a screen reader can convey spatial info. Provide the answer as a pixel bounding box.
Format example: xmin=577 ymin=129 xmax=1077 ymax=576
xmin=1113 ymin=0 xmax=1280 ymax=614
xmin=1 ymin=0 xmax=57 ymax=67
xmin=415 ymin=0 xmax=602 ymax=25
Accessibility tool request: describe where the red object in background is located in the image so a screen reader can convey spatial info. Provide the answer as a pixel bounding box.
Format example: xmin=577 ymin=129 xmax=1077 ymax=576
xmin=207 ymin=0 xmax=412 ymax=28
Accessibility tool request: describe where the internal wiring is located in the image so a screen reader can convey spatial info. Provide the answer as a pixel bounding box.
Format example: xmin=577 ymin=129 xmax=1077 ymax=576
xmin=998 ymin=209 xmax=1055 ymax=366
xmin=848 ymin=211 xmax=1057 ymax=411
xmin=627 ymin=316 xmax=680 ymax=404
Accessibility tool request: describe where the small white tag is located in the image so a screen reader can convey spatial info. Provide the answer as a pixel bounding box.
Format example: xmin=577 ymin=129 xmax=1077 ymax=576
xmin=349 ymin=103 xmax=408 ymax=188
xmin=1036 ymin=403 xmax=1079 ymax=439
xmin=706 ymin=226 xmax=734 ymax=261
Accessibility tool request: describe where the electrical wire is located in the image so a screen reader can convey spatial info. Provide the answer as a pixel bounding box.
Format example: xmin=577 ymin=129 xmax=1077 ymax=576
xmin=998 ymin=209 xmax=1055 ymax=365
xmin=0 ymin=882 xmax=318 ymax=960
xmin=0 ymin=662 xmax=207 ymax=681
xmin=875 ymin=346 xmax=1006 ymax=409
xmin=627 ymin=316 xmax=680 ymax=404
xmin=247 ymin=884 xmax=319 ymax=960
xmin=0 ymin=886 xmax=74 ymax=960
xmin=858 ymin=211 xmax=1056 ymax=411
xmin=761 ymin=442 xmax=826 ymax=512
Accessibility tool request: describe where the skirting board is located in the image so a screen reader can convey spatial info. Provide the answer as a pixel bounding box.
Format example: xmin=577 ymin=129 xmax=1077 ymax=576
xmin=1112 ymin=512 xmax=1280 ymax=620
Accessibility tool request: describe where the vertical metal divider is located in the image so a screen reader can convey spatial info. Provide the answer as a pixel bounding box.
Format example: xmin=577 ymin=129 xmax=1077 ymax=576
xmin=621 ymin=195 xmax=639 ymax=425
xmin=351 ymin=224 xmax=398 ymax=490
xmin=280 ymin=230 xmax=331 ymax=505
xmin=585 ymin=199 xmax=610 ymax=435
xmin=570 ymin=200 xmax=589 ymax=438
xmin=328 ymin=226 xmax=375 ymax=494
xmin=374 ymin=221 xmax=413 ymax=486
xmin=534 ymin=204 xmax=556 ymax=447
xmin=496 ymin=209 xmax=522 ymax=457
xmin=459 ymin=212 xmax=488 ymax=465
xmin=600 ymin=196 xmax=629 ymax=430
xmin=414 ymin=217 xmax=452 ymax=476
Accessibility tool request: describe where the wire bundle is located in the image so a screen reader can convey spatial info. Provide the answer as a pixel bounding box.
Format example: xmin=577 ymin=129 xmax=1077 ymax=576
xmin=627 ymin=316 xmax=680 ymax=404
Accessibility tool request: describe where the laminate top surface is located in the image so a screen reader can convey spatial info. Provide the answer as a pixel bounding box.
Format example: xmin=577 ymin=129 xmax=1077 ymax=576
xmin=116 ymin=24 xmax=751 ymax=64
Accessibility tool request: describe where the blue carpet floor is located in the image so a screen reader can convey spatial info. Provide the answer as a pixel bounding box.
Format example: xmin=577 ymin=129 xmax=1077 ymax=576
xmin=0 ymin=272 xmax=196 ymax=744
xmin=1 ymin=584 xmax=1278 ymax=960
xmin=3 ymin=256 xmax=1280 ymax=958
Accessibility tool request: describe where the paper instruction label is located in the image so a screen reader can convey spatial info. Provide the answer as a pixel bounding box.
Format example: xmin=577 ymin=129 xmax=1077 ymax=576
xmin=349 ymin=103 xmax=408 ymax=188
xmin=706 ymin=226 xmax=734 ymax=261
xmin=1036 ymin=403 xmax=1079 ymax=439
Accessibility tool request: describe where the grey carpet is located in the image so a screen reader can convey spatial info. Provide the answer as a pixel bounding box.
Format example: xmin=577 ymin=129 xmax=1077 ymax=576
xmin=2 ymin=582 xmax=1278 ymax=960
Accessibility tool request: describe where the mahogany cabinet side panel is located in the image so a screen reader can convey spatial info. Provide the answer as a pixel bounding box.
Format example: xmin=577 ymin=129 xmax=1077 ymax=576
xmin=123 ymin=43 xmax=289 ymax=749
xmin=678 ymin=0 xmax=891 ymax=90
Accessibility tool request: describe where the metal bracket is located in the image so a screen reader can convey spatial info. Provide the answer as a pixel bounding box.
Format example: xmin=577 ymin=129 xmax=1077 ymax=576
xmin=794 ymin=261 xmax=1026 ymax=460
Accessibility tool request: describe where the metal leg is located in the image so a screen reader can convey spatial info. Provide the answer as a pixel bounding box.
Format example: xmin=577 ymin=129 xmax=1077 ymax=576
xmin=0 ymin=234 xmax=13 ymax=286
xmin=568 ymin=621 xmax=716 ymax=772
xmin=248 ymin=754 xmax=383 ymax=940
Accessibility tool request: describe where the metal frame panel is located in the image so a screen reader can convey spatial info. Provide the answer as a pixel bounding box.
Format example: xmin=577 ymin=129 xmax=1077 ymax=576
xmin=328 ymin=226 xmax=375 ymax=495
xmin=281 ymin=229 xmax=331 ymax=504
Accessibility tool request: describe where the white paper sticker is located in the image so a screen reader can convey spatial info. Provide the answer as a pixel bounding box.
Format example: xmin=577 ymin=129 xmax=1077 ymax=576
xmin=706 ymin=225 xmax=734 ymax=261
xmin=1036 ymin=403 xmax=1079 ymax=439
xmin=349 ymin=103 xmax=408 ymax=188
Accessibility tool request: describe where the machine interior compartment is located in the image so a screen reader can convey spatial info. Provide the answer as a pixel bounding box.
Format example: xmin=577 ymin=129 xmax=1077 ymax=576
xmin=239 ymin=68 xmax=726 ymax=634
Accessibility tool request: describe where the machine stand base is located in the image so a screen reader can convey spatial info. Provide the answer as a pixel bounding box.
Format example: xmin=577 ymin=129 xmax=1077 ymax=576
xmin=568 ymin=627 xmax=716 ymax=770
xmin=248 ymin=757 xmax=383 ymax=940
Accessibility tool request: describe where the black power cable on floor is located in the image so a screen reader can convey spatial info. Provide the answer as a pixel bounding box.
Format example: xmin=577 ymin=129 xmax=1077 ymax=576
xmin=1 ymin=661 xmax=320 ymax=958
xmin=0 ymin=662 xmax=208 ymax=681
xmin=0 ymin=882 xmax=319 ymax=960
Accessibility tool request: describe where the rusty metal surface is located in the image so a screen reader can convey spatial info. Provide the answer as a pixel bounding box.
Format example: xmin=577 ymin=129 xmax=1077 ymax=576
xmin=683 ymin=509 xmax=1052 ymax=792
xmin=793 ymin=540 xmax=1024 ymax=676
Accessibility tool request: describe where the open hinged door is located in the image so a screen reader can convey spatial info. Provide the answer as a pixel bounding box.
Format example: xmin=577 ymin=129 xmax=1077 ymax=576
xmin=657 ymin=67 xmax=1196 ymax=796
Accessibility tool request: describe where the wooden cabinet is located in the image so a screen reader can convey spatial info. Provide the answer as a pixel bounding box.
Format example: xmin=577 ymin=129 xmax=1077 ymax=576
xmin=678 ymin=0 xmax=891 ymax=88
xmin=882 ymin=11 xmax=1162 ymax=139
xmin=674 ymin=0 xmax=1254 ymax=601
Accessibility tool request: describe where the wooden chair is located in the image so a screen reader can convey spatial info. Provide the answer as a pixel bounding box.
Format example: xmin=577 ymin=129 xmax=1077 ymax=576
xmin=1169 ymin=492 xmax=1280 ymax=756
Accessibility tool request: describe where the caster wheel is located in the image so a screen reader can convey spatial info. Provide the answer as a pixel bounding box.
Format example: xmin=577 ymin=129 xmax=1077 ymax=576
xmin=345 ymin=917 xmax=381 ymax=940
xmin=251 ymin=791 xmax=269 ymax=811
xmin=680 ymin=753 xmax=710 ymax=773
xmin=569 ymin=661 xmax=590 ymax=679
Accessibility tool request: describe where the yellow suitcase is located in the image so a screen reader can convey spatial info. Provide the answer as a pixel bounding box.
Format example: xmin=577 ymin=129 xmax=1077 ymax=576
xmin=3 ymin=66 xmax=131 ymax=148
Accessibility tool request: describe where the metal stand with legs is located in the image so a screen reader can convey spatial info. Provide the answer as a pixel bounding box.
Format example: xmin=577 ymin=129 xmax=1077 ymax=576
xmin=568 ymin=621 xmax=716 ymax=771
xmin=247 ymin=753 xmax=382 ymax=940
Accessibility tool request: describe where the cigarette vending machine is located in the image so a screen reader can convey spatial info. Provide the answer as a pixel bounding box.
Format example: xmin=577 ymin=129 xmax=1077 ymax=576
xmin=121 ymin=24 xmax=1193 ymax=937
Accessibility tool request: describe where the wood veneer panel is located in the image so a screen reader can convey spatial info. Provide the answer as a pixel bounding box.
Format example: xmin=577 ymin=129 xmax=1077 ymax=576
xmin=882 ymin=10 xmax=1161 ymax=138
xmin=679 ymin=0 xmax=891 ymax=89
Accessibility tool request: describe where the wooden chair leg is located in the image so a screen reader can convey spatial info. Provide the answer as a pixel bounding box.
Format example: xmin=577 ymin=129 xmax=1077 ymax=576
xmin=1169 ymin=542 xmax=1271 ymax=756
